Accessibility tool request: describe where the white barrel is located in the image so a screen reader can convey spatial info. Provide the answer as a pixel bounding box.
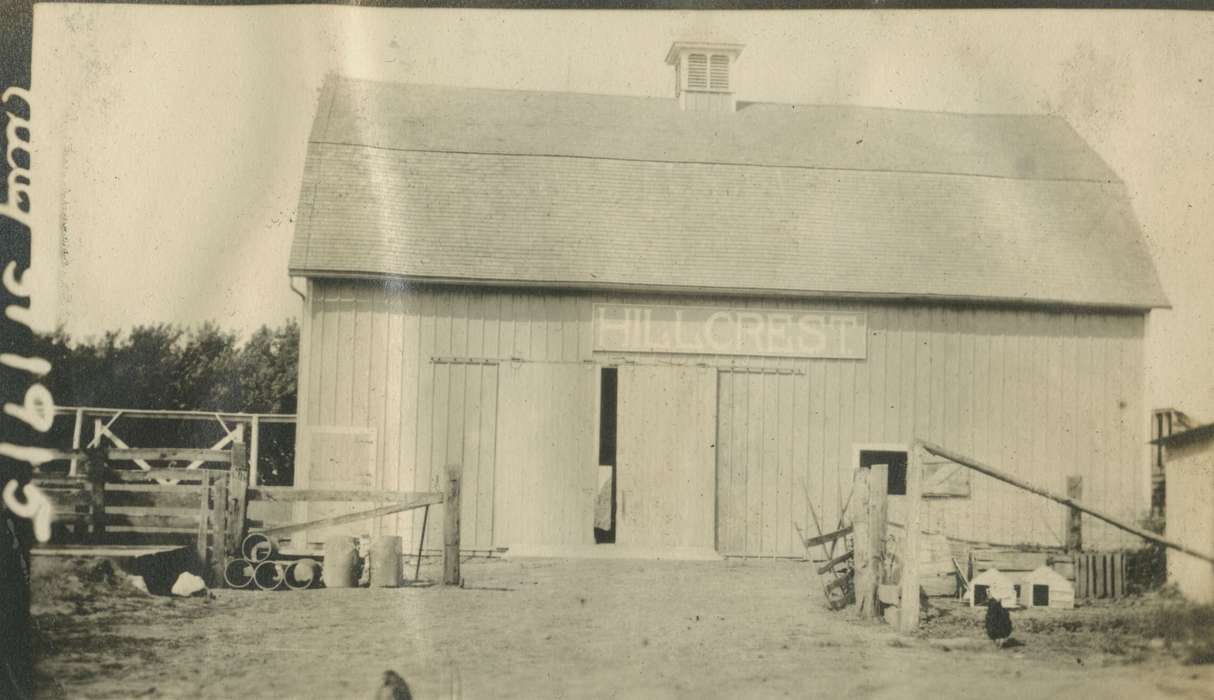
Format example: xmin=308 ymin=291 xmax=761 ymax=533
xmin=370 ymin=536 xmax=403 ymax=588
xmin=322 ymin=536 xmax=359 ymax=588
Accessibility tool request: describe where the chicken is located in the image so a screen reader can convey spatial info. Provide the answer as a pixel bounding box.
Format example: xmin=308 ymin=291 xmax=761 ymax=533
xmin=375 ymin=670 xmax=412 ymax=700
xmin=983 ymin=597 xmax=1013 ymax=648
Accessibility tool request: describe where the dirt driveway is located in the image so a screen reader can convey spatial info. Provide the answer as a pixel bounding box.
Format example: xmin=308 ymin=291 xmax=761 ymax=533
xmin=32 ymin=556 xmax=1214 ymax=699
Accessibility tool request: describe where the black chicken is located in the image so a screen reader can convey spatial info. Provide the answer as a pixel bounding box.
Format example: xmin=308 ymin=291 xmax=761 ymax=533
xmin=983 ymin=597 xmax=1013 ymax=648
xmin=375 ymin=670 xmax=412 ymax=700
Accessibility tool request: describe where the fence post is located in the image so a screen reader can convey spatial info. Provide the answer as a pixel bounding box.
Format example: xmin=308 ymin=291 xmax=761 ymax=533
xmin=87 ymin=454 xmax=106 ymax=543
xmin=898 ymin=444 xmax=924 ymax=633
xmin=1065 ymin=476 xmax=1083 ymax=552
xmin=852 ymin=469 xmax=874 ymax=618
xmin=227 ymin=442 xmax=249 ymax=561
xmin=870 ymin=463 xmax=889 ymax=587
xmin=211 ymin=476 xmax=228 ymax=585
xmin=443 ymin=464 xmax=461 ymax=586
xmin=197 ymin=472 xmax=211 ymax=576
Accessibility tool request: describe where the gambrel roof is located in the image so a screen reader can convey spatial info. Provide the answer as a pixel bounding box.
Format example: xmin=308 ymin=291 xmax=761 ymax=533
xmin=289 ymin=75 xmax=1168 ymax=310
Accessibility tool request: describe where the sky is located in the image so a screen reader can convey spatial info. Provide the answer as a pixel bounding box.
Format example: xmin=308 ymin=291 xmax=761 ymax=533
xmin=27 ymin=6 xmax=1214 ymax=419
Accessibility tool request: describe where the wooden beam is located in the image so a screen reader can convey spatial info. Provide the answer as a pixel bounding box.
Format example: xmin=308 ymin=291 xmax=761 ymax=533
xmin=444 ymin=464 xmax=461 ymax=586
xmin=898 ymin=444 xmax=924 ymax=633
xmin=247 ymin=487 xmax=439 ymax=503
xmin=920 ymin=440 xmax=1214 ymax=564
xmin=108 ymin=468 xmax=225 ymax=483
xmin=258 ymin=493 xmax=444 ymax=538
xmin=102 ymin=513 xmax=199 ymax=530
xmin=817 ymin=549 xmax=854 ymax=575
xmin=801 ymin=525 xmax=853 ymax=549
xmin=852 ymin=469 xmax=873 ymax=618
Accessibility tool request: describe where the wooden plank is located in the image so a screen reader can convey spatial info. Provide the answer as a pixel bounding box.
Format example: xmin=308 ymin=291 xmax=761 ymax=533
xmin=898 ymin=444 xmax=924 ymax=633
xmin=105 ymin=490 xmax=201 ymax=509
xmin=852 ymin=468 xmax=873 ymax=618
xmin=817 ymin=549 xmax=854 ymax=575
xmin=444 ymin=463 xmax=461 ymax=585
xmin=32 ymin=545 xmax=182 ymax=558
xmin=259 ymin=493 xmax=444 ymax=538
xmin=109 ymin=468 xmax=225 ymax=483
xmin=802 ymin=524 xmax=853 ymax=549
xmin=103 ymin=513 xmax=199 ymax=530
xmin=920 ymin=441 xmax=1214 ymax=564
xmin=248 ymin=487 xmax=441 ymax=503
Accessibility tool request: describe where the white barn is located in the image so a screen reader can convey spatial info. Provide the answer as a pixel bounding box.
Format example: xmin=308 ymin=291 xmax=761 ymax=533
xmin=286 ymin=43 xmax=1167 ymax=558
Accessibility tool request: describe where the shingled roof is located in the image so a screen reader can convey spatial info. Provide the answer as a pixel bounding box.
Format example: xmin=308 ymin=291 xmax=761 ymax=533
xmin=288 ymin=75 xmax=1168 ymax=310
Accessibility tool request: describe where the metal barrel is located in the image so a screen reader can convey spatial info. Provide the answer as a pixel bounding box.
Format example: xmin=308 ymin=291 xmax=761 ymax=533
xmin=253 ymin=560 xmax=286 ymax=591
xmin=223 ymin=558 xmax=256 ymax=589
xmin=322 ymin=536 xmax=359 ymax=588
xmin=285 ymin=558 xmax=320 ymax=590
xmin=241 ymin=532 xmax=277 ymax=563
xmin=370 ymin=536 xmax=403 ymax=588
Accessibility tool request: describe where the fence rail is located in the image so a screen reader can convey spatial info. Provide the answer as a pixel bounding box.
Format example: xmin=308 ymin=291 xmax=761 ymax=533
xmin=32 ymin=447 xmax=463 ymax=588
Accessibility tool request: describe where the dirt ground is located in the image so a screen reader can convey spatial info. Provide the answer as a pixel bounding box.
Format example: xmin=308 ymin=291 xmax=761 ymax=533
xmin=30 ymin=555 xmax=1214 ymax=699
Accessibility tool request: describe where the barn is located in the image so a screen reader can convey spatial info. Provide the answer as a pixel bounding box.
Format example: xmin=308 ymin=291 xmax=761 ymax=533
xmin=286 ymin=42 xmax=1168 ymax=559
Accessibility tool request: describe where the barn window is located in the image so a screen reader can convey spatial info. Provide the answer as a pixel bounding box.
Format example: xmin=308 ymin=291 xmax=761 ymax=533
xmin=858 ymin=449 xmax=908 ymax=496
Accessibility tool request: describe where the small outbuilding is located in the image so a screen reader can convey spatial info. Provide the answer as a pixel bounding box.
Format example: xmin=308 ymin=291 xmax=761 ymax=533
xmin=967 ymin=568 xmax=1018 ymax=608
xmin=1018 ymin=565 xmax=1074 ymax=609
xmin=1153 ymin=423 xmax=1214 ymax=604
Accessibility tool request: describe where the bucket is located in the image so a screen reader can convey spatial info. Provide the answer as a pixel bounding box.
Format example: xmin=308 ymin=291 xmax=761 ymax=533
xmin=322 ymin=536 xmax=359 ymax=588
xmin=370 ymin=536 xmax=403 ymax=588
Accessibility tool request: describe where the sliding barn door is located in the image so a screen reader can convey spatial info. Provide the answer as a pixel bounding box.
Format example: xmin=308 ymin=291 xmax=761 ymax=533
xmin=494 ymin=362 xmax=598 ymax=548
xmin=616 ymin=365 xmax=716 ymax=550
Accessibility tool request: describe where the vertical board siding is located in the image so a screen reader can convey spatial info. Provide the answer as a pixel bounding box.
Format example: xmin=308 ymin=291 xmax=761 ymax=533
xmin=298 ymin=281 xmax=1150 ymax=555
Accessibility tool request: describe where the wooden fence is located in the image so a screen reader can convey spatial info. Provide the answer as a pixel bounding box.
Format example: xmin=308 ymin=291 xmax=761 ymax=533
xmin=33 ymin=447 xmax=462 ymax=587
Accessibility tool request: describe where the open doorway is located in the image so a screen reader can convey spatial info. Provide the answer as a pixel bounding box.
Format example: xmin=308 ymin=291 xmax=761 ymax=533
xmin=595 ymin=367 xmax=618 ymax=543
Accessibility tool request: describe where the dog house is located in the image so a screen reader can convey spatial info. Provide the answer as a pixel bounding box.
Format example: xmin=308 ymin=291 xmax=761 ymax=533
xmin=1018 ymin=565 xmax=1074 ymax=609
xmin=968 ymin=568 xmax=1018 ymax=608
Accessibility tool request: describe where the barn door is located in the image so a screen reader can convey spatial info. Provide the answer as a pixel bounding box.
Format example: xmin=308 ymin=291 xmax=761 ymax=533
xmin=716 ymin=370 xmax=800 ymax=557
xmin=421 ymin=361 xmax=500 ymax=552
xmin=494 ymin=362 xmax=597 ymax=548
xmin=299 ymin=426 xmax=378 ymax=544
xmin=616 ymin=365 xmax=716 ymax=551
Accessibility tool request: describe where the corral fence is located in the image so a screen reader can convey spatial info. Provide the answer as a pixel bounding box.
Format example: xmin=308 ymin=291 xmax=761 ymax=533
xmin=50 ymin=406 xmax=297 ymax=486
xmin=32 ymin=445 xmax=464 ymax=588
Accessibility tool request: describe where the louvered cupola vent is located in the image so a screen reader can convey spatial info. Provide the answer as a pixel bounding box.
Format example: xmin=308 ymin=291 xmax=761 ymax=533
xmin=665 ymin=41 xmax=744 ymax=113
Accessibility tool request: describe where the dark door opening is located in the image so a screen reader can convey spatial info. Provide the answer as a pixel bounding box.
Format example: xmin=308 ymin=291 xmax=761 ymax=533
xmin=595 ymin=367 xmax=618 ymax=544
xmin=858 ymin=449 xmax=908 ymax=496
